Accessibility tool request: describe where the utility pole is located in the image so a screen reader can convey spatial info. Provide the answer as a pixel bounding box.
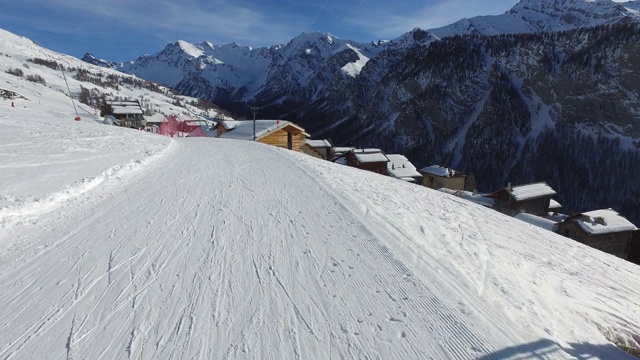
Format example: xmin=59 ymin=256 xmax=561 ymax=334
xmin=61 ymin=69 xmax=80 ymax=121
xmin=251 ymin=103 xmax=259 ymax=141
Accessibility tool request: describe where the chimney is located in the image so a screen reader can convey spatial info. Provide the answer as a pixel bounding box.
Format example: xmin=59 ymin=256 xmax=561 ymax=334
xmin=594 ymin=216 xmax=607 ymax=226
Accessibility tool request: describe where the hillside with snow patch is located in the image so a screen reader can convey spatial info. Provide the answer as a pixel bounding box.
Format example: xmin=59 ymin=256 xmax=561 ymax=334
xmin=0 ymin=28 xmax=225 ymax=125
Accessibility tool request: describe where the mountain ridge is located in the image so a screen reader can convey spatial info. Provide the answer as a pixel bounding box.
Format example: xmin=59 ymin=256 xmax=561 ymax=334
xmin=430 ymin=0 xmax=640 ymax=38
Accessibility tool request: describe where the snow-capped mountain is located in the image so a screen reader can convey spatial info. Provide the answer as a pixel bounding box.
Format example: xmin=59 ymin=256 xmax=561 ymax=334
xmin=83 ymin=0 xmax=640 ymax=226
xmin=116 ymin=32 xmax=410 ymax=111
xmin=429 ymin=0 xmax=640 ymax=38
xmin=105 ymin=0 xmax=640 ymax=108
xmin=80 ymin=53 xmax=119 ymax=69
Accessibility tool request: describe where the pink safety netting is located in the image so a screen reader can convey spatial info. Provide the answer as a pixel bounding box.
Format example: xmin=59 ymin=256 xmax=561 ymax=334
xmin=159 ymin=115 xmax=180 ymax=137
xmin=159 ymin=115 xmax=203 ymax=137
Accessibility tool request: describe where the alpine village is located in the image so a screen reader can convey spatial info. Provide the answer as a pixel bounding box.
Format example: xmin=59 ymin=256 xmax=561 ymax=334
xmin=2 ymin=0 xmax=640 ymax=358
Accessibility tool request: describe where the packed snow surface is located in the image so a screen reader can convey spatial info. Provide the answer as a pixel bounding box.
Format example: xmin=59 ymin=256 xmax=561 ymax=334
xmin=1 ymin=96 xmax=640 ymax=360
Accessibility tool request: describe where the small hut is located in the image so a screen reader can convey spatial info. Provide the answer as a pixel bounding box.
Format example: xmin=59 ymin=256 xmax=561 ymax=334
xmin=489 ymin=182 xmax=557 ymax=216
xmin=386 ymin=154 xmax=422 ymax=183
xmin=419 ymin=165 xmax=466 ymax=191
xmin=344 ymin=149 xmax=389 ymax=175
xmin=214 ymin=120 xmax=309 ymax=151
xmin=103 ymin=100 xmax=145 ymax=129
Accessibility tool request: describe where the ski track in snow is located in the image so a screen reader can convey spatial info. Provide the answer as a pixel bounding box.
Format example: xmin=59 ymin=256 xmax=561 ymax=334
xmin=0 ymin=136 xmax=638 ymax=359
xmin=0 ymin=138 xmax=490 ymax=359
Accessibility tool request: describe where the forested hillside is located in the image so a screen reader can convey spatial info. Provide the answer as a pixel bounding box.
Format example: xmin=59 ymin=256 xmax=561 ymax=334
xmin=304 ymin=24 xmax=640 ymax=224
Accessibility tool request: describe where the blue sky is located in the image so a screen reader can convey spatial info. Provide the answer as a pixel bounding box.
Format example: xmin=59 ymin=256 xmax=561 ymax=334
xmin=2 ymin=0 xmax=523 ymax=62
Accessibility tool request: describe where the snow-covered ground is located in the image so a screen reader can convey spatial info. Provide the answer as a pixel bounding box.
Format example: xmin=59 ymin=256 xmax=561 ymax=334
xmin=1 ymin=27 xmax=640 ymax=360
xmin=1 ymin=80 xmax=640 ymax=360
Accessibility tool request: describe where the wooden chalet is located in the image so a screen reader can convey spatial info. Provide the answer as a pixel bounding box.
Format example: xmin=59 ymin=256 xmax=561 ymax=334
xmin=418 ymin=165 xmax=466 ymax=191
xmin=386 ymin=154 xmax=422 ymax=183
xmin=214 ymin=120 xmax=309 ymax=151
xmin=489 ymin=182 xmax=557 ymax=216
xmin=556 ymin=208 xmax=638 ymax=259
xmin=301 ymin=139 xmax=332 ymax=159
xmin=103 ymin=100 xmax=146 ymax=129
xmin=345 ymin=149 xmax=389 ymax=175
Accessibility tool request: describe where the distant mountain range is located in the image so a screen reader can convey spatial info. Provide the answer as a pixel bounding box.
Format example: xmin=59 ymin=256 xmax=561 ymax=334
xmin=82 ymin=0 xmax=640 ymax=225
xmin=92 ymin=0 xmax=640 ymax=102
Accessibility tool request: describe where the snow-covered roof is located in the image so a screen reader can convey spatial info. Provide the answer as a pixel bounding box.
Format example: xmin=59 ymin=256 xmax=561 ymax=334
xmin=305 ymin=139 xmax=331 ymax=148
xmin=107 ymin=100 xmax=140 ymax=106
xmin=515 ymin=213 xmax=557 ymax=232
xmin=419 ymin=165 xmax=461 ymax=177
xmin=547 ymin=212 xmax=569 ymax=224
xmin=509 ymin=182 xmax=556 ymax=201
xmin=108 ymin=100 xmax=143 ymax=115
xmin=332 ymin=147 xmax=354 ymax=155
xmin=386 ymin=154 xmax=422 ymax=179
xmin=438 ymin=188 xmax=495 ymax=208
xmin=549 ymin=199 xmax=562 ymax=209
xmin=111 ymin=106 xmax=143 ymax=115
xmin=576 ymin=209 xmax=638 ymax=235
xmin=218 ymin=120 xmax=304 ymax=141
xmin=351 ymin=149 xmax=389 ymax=163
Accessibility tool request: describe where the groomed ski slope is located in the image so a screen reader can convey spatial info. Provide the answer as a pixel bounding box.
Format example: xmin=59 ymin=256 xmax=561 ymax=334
xmin=0 ymin=105 xmax=639 ymax=359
